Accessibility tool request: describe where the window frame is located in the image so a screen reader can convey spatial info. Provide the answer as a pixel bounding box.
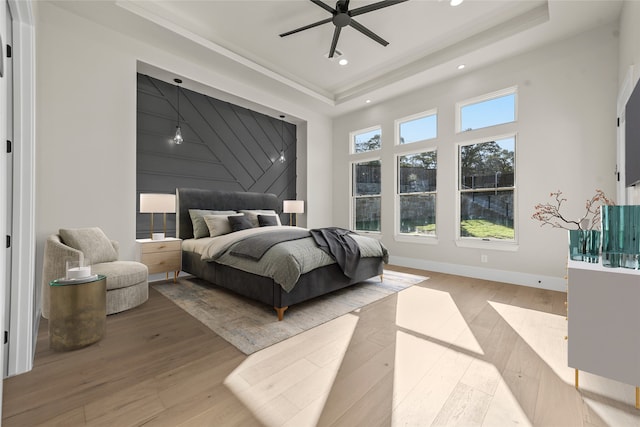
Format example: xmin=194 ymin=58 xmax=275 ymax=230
xmin=455 ymin=86 xmax=518 ymax=134
xmin=350 ymin=156 xmax=382 ymax=234
xmin=394 ymin=147 xmax=438 ymax=243
xmin=455 ymin=133 xmax=518 ymax=248
xmin=350 ymin=125 xmax=382 ymax=154
xmin=395 ymin=108 xmax=438 ymax=146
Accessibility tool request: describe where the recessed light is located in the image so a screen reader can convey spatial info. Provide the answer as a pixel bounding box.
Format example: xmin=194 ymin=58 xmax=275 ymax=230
xmin=338 ymin=58 xmax=348 ymax=66
xmin=365 ymin=99 xmax=371 ymax=104
xmin=457 ymin=64 xmax=465 ymax=70
xmin=450 ymin=0 xmax=464 ymax=6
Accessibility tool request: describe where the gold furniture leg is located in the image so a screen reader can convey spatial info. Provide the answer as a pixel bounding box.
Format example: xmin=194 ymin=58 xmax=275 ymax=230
xmin=274 ymin=306 xmax=288 ymax=321
xmin=636 ymin=386 xmax=639 ymax=409
xmin=575 ymin=369 xmax=579 ymax=389
xmin=380 ymin=273 xmax=384 ymax=282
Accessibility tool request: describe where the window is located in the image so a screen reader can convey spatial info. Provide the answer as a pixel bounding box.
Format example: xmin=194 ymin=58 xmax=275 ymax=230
xmin=398 ymin=110 xmax=437 ymax=144
xmin=458 ymin=136 xmax=515 ymax=240
xmin=398 ymin=151 xmax=437 ymax=236
xmin=352 ymin=126 xmax=381 ymax=153
xmin=352 ymin=160 xmax=381 ymax=232
xmin=458 ymin=88 xmax=516 ymax=132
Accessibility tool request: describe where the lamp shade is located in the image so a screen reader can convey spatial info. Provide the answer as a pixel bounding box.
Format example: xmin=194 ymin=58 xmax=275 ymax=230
xmin=140 ymin=193 xmax=176 ymax=213
xmin=283 ymin=200 xmax=304 ymax=214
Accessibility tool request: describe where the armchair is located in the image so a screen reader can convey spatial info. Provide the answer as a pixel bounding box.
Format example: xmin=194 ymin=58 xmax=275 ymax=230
xmin=41 ymin=227 xmax=149 ymax=318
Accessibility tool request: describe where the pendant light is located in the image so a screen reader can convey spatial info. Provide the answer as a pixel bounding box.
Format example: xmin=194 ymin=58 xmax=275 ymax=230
xmin=279 ymin=115 xmax=286 ymax=163
xmin=173 ymin=78 xmax=183 ymax=145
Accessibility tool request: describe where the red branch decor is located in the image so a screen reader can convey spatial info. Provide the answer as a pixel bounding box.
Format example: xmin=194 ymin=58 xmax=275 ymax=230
xmin=532 ymin=190 xmax=614 ymax=230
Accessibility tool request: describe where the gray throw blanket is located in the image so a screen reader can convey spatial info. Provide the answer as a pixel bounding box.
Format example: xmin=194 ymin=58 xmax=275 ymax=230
xmin=310 ymin=227 xmax=360 ymax=279
xmin=229 ymin=228 xmax=311 ymax=261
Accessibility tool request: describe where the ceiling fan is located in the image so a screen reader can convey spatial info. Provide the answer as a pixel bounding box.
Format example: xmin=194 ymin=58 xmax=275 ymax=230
xmin=279 ymin=0 xmax=409 ymax=58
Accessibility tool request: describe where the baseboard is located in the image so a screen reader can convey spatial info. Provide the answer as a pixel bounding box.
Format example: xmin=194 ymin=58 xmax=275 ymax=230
xmin=389 ymin=255 xmax=567 ymax=293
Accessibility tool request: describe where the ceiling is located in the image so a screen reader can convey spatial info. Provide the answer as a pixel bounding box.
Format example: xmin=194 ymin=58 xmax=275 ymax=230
xmin=52 ymin=0 xmax=623 ymax=117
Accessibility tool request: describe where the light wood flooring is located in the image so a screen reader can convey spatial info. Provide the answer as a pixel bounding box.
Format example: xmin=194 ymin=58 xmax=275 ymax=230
xmin=3 ymin=266 xmax=639 ymax=426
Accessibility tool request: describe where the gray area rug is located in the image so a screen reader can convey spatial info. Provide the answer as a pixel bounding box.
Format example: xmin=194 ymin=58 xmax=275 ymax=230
xmin=153 ymin=270 xmax=427 ymax=355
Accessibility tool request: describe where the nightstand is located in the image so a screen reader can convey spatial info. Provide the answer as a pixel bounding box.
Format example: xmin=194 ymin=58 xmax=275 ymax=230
xmin=136 ymin=238 xmax=182 ymax=283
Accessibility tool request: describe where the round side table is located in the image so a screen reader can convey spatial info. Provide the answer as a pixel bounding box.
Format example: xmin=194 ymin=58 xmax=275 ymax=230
xmin=49 ymin=274 xmax=107 ymax=351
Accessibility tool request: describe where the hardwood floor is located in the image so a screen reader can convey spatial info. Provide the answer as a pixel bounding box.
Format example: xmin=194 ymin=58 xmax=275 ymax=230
xmin=3 ymin=266 xmax=639 ymax=426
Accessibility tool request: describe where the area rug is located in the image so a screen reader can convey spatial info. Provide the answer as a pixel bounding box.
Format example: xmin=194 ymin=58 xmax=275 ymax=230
xmin=153 ymin=270 xmax=427 ymax=355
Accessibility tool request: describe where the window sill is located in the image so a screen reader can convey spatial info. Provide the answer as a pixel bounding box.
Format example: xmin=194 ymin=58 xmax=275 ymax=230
xmin=394 ymin=234 xmax=438 ymax=245
xmin=355 ymin=230 xmax=382 ymax=239
xmin=455 ymin=239 xmax=519 ymax=252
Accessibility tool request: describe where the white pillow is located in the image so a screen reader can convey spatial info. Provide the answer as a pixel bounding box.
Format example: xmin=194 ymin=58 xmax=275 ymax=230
xmin=189 ymin=209 xmax=236 ymax=238
xmin=238 ymin=210 xmax=281 ymax=227
xmin=203 ymin=213 xmax=244 ymax=237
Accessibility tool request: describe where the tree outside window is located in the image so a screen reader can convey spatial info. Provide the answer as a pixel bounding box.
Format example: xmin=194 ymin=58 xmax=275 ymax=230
xmin=459 ymin=136 xmax=515 ymax=240
xmin=398 ymin=151 xmax=437 ymax=235
xmin=353 ymin=128 xmax=381 ymax=153
xmin=353 ymin=160 xmax=381 ymax=232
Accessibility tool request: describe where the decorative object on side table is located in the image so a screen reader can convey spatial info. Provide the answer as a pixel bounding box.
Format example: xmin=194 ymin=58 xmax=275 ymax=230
xmin=601 ymin=205 xmax=640 ymax=268
xmin=532 ymin=189 xmax=614 ymax=262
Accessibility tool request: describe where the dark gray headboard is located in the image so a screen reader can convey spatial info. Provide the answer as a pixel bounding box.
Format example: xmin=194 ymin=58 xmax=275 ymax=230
xmin=176 ymin=188 xmax=280 ymax=240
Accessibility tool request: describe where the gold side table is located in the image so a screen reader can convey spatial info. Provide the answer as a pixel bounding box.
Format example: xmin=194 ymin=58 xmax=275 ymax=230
xmin=49 ymin=274 xmax=107 ymax=351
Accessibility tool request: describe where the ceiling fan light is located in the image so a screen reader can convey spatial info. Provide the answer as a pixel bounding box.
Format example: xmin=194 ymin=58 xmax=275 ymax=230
xmin=338 ymin=58 xmax=348 ymax=66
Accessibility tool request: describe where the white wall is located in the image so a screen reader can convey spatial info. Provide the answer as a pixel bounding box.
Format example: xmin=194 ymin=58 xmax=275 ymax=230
xmin=34 ymin=3 xmax=333 ymax=294
xmin=618 ymin=0 xmax=640 ymax=88
xmin=332 ymin=24 xmax=619 ymax=289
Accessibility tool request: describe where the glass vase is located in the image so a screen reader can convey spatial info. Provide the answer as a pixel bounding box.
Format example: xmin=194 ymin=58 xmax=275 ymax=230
xmin=601 ymin=205 xmax=640 ymax=268
xmin=568 ymin=229 xmax=600 ymax=263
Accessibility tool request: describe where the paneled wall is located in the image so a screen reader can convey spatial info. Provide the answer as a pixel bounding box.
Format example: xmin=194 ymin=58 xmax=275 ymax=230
xmin=136 ymin=74 xmax=297 ymax=238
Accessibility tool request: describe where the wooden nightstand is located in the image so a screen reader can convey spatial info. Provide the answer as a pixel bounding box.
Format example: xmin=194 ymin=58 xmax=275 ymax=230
xmin=136 ymin=238 xmax=182 ymax=283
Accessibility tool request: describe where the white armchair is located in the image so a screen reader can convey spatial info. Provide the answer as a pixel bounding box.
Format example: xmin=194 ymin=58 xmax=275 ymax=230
xmin=41 ymin=227 xmax=149 ymax=318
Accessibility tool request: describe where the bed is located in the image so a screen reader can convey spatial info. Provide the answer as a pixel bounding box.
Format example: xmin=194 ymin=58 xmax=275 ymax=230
xmin=176 ymin=188 xmax=387 ymax=320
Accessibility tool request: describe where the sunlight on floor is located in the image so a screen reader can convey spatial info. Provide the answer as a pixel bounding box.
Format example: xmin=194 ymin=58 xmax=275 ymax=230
xmin=395 ymin=286 xmax=484 ymax=355
xmin=490 ymin=300 xmax=639 ymax=426
xmin=223 ymin=313 xmax=360 ymax=427
xmin=391 ymin=287 xmax=529 ymax=425
xmin=489 ymin=301 xmax=571 ymax=381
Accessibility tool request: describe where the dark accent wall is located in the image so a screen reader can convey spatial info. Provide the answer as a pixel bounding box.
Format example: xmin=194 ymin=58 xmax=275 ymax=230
xmin=136 ymin=73 xmax=297 ymax=238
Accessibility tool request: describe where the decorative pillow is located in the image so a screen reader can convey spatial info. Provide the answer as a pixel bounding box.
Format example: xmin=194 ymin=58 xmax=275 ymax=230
xmin=227 ymin=215 xmax=254 ymax=232
xmin=258 ymin=214 xmax=279 ymax=227
xmin=189 ymin=209 xmax=237 ymax=239
xmin=238 ymin=210 xmax=281 ymax=227
xmin=203 ymin=213 xmax=243 ymax=237
xmin=59 ymin=227 xmax=118 ymax=264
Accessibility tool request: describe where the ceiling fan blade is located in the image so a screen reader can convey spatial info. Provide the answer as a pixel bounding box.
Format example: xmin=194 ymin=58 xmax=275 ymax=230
xmin=329 ymin=26 xmax=342 ymax=58
xmin=349 ymin=19 xmax=389 ymax=46
xmin=279 ymin=17 xmax=333 ymax=37
xmin=349 ymin=0 xmax=409 ymax=18
xmin=310 ymin=0 xmax=336 ymax=14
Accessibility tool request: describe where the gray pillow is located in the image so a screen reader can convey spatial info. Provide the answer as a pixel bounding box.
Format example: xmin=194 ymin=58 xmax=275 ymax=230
xmin=59 ymin=227 xmax=118 ymax=264
xmin=228 ymin=215 xmax=254 ymax=232
xmin=203 ymin=213 xmax=243 ymax=237
xmin=258 ymin=214 xmax=279 ymax=227
xmin=238 ymin=210 xmax=281 ymax=228
xmin=189 ymin=209 xmax=237 ymax=239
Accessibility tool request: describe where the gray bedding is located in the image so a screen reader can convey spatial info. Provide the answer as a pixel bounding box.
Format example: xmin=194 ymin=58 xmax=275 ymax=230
xmin=199 ymin=226 xmax=388 ymax=292
xmin=229 ymin=228 xmax=311 ymax=261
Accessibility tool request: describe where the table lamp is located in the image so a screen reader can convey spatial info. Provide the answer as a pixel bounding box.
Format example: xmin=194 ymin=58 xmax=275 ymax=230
xmin=139 ymin=193 xmax=176 ymax=240
xmin=283 ymin=200 xmax=304 ymax=226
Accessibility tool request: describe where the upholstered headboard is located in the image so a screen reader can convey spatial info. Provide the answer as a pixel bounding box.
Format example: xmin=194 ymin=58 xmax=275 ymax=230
xmin=176 ymin=188 xmax=280 ymax=240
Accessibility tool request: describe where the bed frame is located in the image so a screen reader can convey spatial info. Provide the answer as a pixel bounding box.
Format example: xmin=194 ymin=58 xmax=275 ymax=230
xmin=176 ymin=188 xmax=384 ymax=320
